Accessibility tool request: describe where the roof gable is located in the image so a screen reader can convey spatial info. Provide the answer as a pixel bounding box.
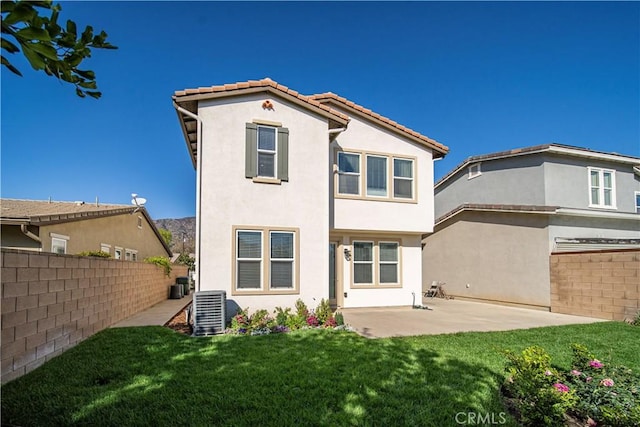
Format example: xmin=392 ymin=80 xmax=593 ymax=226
xmin=310 ymin=92 xmax=448 ymax=158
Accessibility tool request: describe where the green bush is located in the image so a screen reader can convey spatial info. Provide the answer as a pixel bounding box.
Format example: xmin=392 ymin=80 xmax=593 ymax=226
xmin=503 ymin=346 xmax=576 ymax=426
xmin=503 ymin=345 xmax=640 ymax=427
xmin=143 ymin=256 xmax=172 ymax=276
xmin=315 ymin=298 xmax=332 ymax=325
xmin=76 ymin=250 xmax=111 ymax=258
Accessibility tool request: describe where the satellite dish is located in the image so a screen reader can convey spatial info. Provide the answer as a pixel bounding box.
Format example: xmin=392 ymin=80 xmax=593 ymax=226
xmin=131 ymin=194 xmax=147 ymax=207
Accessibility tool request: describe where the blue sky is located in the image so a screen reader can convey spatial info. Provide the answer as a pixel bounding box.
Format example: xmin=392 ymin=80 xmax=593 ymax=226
xmin=2 ymin=1 xmax=638 ymax=219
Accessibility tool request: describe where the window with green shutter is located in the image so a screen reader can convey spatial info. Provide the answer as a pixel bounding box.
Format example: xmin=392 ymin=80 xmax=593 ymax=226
xmin=245 ymin=123 xmax=289 ymax=181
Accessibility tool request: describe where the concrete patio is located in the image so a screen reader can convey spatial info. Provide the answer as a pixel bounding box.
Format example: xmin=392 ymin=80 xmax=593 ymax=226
xmin=111 ymin=295 xmax=192 ymax=327
xmin=341 ymin=298 xmax=607 ymax=338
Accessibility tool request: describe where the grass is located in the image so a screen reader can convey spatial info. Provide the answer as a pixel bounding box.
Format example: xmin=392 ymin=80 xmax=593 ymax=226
xmin=1 ymin=322 xmax=638 ymax=426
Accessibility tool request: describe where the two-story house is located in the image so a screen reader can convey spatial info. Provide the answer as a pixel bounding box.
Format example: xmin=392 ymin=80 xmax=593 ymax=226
xmin=422 ymin=144 xmax=640 ymax=309
xmin=172 ymin=78 xmax=448 ymax=312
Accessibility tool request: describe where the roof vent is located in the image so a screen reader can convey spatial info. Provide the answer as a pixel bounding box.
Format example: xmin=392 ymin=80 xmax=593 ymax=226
xmin=74 ymin=201 xmax=85 ymax=206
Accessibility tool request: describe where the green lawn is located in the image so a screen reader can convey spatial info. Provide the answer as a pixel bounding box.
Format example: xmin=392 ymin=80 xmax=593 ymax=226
xmin=1 ymin=322 xmax=638 ymax=426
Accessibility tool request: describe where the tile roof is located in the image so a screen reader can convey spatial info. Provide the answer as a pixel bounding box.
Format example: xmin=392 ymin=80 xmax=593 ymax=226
xmin=310 ymin=92 xmax=449 ymax=158
xmin=436 ymin=143 xmax=640 ymax=188
xmin=173 ymin=77 xmax=350 ymax=123
xmin=435 ymin=203 xmax=559 ymax=226
xmin=1 ymin=199 xmax=133 ymax=221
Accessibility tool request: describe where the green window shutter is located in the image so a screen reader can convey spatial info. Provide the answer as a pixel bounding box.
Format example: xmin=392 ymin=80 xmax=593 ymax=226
xmin=277 ymin=127 xmax=289 ymax=181
xmin=245 ymin=123 xmax=258 ymax=178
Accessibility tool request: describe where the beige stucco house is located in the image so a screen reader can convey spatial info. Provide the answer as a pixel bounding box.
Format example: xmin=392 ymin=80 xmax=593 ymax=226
xmin=173 ymin=78 xmax=448 ymax=312
xmin=0 ymin=199 xmax=172 ymax=260
xmin=422 ymin=144 xmax=640 ymax=310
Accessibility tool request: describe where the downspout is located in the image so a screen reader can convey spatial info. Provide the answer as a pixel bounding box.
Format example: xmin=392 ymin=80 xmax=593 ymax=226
xmin=21 ymin=224 xmax=41 ymax=243
xmin=172 ymin=101 xmax=203 ymax=292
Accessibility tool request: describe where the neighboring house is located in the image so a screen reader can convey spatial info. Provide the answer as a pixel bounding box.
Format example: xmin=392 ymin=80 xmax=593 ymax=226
xmin=422 ymin=144 xmax=640 ymax=309
xmin=1 ymin=199 xmax=172 ymax=260
xmin=172 ymin=78 xmax=448 ymax=311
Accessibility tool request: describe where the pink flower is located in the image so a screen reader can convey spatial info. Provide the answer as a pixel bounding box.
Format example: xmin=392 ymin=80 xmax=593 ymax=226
xmin=589 ymin=360 xmax=604 ymax=369
xmin=571 ymin=370 xmax=582 ymax=376
xmin=600 ymin=378 xmax=614 ymax=387
xmin=586 ymin=377 xmax=593 ymax=383
xmin=553 ymin=383 xmax=570 ymax=393
xmin=544 ymin=370 xmax=553 ymax=376
xmin=587 ymin=417 xmax=597 ymax=427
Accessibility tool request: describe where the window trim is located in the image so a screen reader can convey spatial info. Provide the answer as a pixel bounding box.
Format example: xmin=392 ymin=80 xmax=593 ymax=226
xmin=588 ymin=167 xmax=617 ymax=209
xmin=114 ymin=247 xmax=123 ymax=260
xmin=635 ymin=191 xmax=640 ymax=214
xmin=236 ymin=230 xmax=263 ymax=291
xmin=378 ymin=241 xmax=399 ymax=284
xmin=468 ymin=163 xmax=482 ymax=179
xmin=100 ymin=243 xmax=111 ymax=255
xmin=337 ymin=151 xmax=362 ymax=196
xmin=392 ymin=157 xmax=414 ymax=200
xmin=125 ymin=248 xmax=138 ymax=261
xmin=350 ymin=238 xmax=402 ymax=288
xmin=353 ymin=240 xmax=374 ymax=285
xmin=231 ymin=226 xmax=300 ymax=296
xmin=51 ymin=236 xmax=68 ymax=254
xmin=256 ymin=125 xmax=278 ymax=179
xmin=334 ymin=148 xmax=417 ymax=203
xmin=366 ymin=154 xmax=388 ymax=198
xmin=269 ymin=231 xmax=295 ymax=290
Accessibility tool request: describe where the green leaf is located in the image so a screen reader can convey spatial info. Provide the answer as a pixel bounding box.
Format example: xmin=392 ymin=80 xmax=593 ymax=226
xmin=2 ymin=3 xmax=37 ymax=25
xmin=77 ymin=80 xmax=97 ymax=89
xmin=86 ymin=91 xmax=101 ymax=99
xmin=66 ymin=19 xmax=76 ymax=37
xmin=80 ymin=25 xmax=93 ymax=44
xmin=75 ymin=87 xmax=86 ymax=98
xmin=1 ymin=38 xmax=20 ymax=53
xmin=1 ymin=55 xmax=23 ymax=76
xmin=75 ymin=69 xmax=95 ymax=80
xmin=26 ymin=41 xmax=57 ymax=60
xmin=16 ymin=26 xmax=51 ymax=42
xmin=21 ymin=44 xmax=45 ymax=69
xmin=1 ymin=1 xmax=15 ymax=14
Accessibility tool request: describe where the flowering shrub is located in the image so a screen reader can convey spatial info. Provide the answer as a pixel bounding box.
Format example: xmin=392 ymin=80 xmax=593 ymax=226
xmin=503 ymin=344 xmax=640 ymax=427
xmin=225 ymin=299 xmax=347 ymax=336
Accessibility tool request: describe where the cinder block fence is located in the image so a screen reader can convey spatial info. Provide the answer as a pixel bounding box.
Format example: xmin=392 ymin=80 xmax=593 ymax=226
xmin=1 ymin=249 xmax=187 ymax=383
xmin=550 ymin=249 xmax=639 ymax=321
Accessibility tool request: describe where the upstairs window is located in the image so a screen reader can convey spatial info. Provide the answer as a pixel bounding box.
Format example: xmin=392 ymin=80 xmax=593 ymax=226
xmin=245 ymin=123 xmax=289 ymax=182
xmin=51 ymin=238 xmax=67 ymax=254
xmin=589 ymin=167 xmax=616 ymax=209
xmin=393 ymin=158 xmax=414 ymax=199
xmin=338 ymin=152 xmax=361 ymax=195
xmin=635 ymin=192 xmax=640 ymax=214
xmin=366 ymin=155 xmax=387 ymax=197
xmin=468 ymin=163 xmax=482 ymax=179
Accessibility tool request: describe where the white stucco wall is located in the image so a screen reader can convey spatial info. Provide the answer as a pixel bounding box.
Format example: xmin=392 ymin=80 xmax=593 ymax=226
xmin=197 ymin=94 xmax=330 ymax=312
xmin=330 ymin=114 xmax=435 ymax=233
xmin=339 ymin=234 xmax=423 ymax=308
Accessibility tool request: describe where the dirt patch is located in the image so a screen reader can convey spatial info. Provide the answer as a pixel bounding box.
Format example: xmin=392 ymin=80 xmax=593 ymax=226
xmin=164 ymin=303 xmax=192 ymax=335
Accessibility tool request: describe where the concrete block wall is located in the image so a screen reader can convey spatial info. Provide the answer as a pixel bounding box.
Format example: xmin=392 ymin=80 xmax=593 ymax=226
xmin=550 ymin=249 xmax=639 ymax=321
xmin=1 ymin=249 xmax=188 ymax=383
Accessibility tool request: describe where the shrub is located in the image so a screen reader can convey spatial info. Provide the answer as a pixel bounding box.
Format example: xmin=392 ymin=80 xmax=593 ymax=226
xmin=503 ymin=345 xmax=640 ymax=427
xmin=334 ymin=312 xmax=344 ymax=326
xmin=566 ymin=344 xmax=640 ymax=427
xmin=143 ymin=256 xmax=172 ymax=276
xmin=274 ymin=307 xmax=291 ymax=326
xmin=315 ymin=298 xmax=332 ymax=325
xmin=77 ymin=250 xmax=111 ymax=258
xmin=503 ymin=346 xmax=576 ymax=426
xmin=628 ymin=310 xmax=640 ymax=326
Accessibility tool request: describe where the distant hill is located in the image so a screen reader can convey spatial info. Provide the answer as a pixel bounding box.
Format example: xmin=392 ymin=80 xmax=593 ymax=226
xmin=154 ymin=217 xmax=196 ymax=254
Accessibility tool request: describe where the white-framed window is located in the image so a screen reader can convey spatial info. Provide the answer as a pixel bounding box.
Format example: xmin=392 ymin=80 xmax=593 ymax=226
xmin=353 ymin=241 xmax=374 ymax=284
xmin=393 ymin=158 xmax=414 ymax=199
xmin=51 ymin=237 xmax=68 ymax=254
xmin=137 ymin=216 xmax=143 ymax=228
xmin=125 ymin=249 xmax=138 ymax=261
xmin=114 ymin=247 xmax=123 ymax=260
xmin=378 ymin=242 xmax=399 ymax=284
xmin=351 ymin=239 xmax=402 ymax=287
xmin=100 ymin=243 xmax=111 ymax=255
xmin=270 ymin=231 xmax=295 ymax=289
xmin=257 ymin=125 xmax=277 ymax=178
xmin=236 ymin=230 xmax=263 ymax=290
xmin=468 ymin=163 xmax=482 ymax=179
xmin=635 ymin=191 xmax=640 ymax=214
xmin=588 ymin=167 xmax=616 ymax=208
xmin=366 ymin=155 xmax=388 ymax=197
xmin=338 ymin=152 xmax=361 ymax=195
xmin=234 ymin=227 xmax=299 ymax=294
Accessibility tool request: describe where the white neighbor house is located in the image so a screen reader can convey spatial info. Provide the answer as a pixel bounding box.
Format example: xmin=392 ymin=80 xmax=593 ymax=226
xmin=172 ymin=78 xmax=448 ymax=313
